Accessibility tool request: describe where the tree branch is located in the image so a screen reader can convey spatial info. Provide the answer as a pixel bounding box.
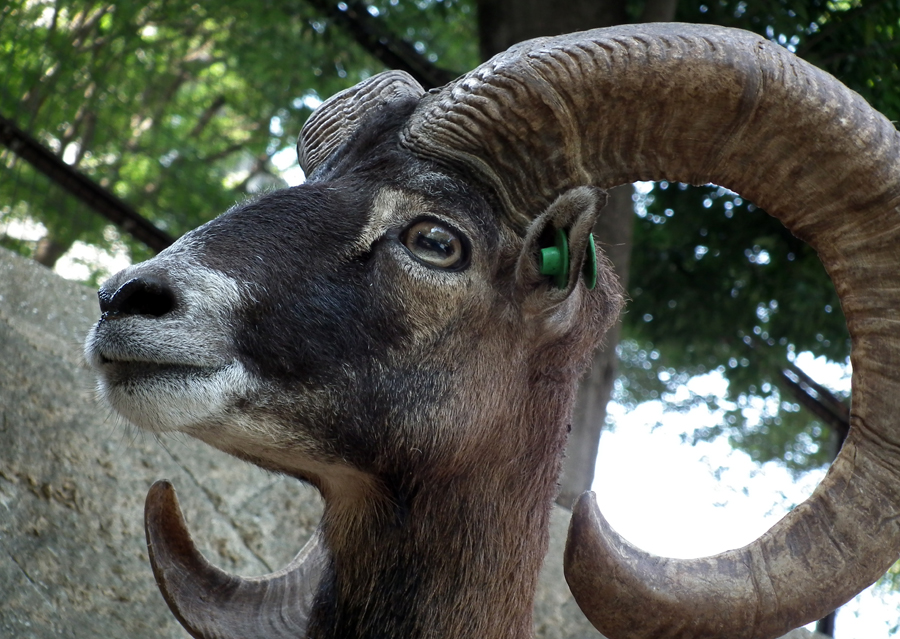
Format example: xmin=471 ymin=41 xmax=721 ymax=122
xmin=741 ymin=337 xmax=850 ymax=443
xmin=784 ymin=360 xmax=849 ymax=423
xmin=0 ymin=113 xmax=175 ymax=253
xmin=189 ymin=96 xmax=227 ymax=139
xmin=778 ymin=368 xmax=849 ymax=441
xmin=302 ymin=0 xmax=459 ymax=89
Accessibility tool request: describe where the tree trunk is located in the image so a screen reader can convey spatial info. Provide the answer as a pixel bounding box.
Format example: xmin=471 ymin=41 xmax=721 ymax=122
xmin=477 ymin=0 xmax=626 ymax=60
xmin=477 ymin=0 xmax=676 ymax=508
xmin=558 ymin=185 xmax=634 ymax=508
xmin=33 ymin=234 xmax=71 ymax=268
xmin=641 ymin=0 xmax=679 ymax=23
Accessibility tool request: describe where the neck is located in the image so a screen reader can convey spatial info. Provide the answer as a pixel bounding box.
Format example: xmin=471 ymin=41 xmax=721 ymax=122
xmin=305 ymin=414 xmax=568 ymax=639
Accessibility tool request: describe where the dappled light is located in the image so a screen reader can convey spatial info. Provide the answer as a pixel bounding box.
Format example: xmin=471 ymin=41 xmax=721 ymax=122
xmin=620 ymin=180 xmax=851 ymax=473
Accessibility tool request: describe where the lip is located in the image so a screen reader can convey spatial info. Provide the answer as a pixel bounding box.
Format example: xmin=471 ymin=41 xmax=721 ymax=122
xmin=97 ymin=358 xmax=218 ymax=384
xmin=90 ymin=354 xmax=253 ymax=434
xmin=86 ymin=320 xmax=230 ymax=373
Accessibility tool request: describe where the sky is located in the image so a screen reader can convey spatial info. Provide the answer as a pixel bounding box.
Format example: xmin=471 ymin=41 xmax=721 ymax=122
xmin=592 ymin=354 xmax=900 ymax=638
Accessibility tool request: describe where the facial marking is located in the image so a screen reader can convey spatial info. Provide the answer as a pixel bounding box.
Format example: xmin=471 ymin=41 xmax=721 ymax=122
xmin=349 ymin=187 xmax=414 ymax=258
xmin=97 ymin=360 xmax=257 ymax=434
xmin=85 ymin=236 xmax=257 ymax=433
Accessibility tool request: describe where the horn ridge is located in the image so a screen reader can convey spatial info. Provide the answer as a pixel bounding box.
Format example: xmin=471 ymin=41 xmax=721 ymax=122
xmin=297 ymin=70 xmax=425 ymax=179
xmin=145 ymin=480 xmax=327 ymax=639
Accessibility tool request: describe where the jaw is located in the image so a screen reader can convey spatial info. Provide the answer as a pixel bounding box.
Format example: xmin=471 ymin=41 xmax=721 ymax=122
xmin=89 ymin=332 xmax=382 ymax=500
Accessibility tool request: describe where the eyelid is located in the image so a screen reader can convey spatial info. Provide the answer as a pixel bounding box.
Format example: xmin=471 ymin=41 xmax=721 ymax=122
xmin=392 ymin=215 xmax=466 ymax=237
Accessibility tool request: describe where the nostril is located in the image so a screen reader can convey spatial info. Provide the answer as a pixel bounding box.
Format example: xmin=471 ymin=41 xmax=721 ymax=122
xmin=102 ymin=277 xmax=176 ymax=318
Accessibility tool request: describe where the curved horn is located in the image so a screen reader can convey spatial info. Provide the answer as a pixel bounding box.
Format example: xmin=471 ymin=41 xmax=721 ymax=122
xmin=145 ymin=480 xmax=328 ymax=639
xmin=297 ymin=70 xmax=424 ymax=179
xmin=402 ymin=23 xmax=900 ymax=638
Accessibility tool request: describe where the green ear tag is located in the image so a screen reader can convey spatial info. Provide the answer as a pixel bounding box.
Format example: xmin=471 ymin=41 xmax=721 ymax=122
xmin=539 ymin=228 xmax=570 ymax=289
xmin=583 ymin=234 xmax=598 ymax=290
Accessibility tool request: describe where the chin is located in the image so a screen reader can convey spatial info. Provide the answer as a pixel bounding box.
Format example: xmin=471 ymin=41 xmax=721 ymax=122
xmin=96 ymin=360 xmax=256 ymax=434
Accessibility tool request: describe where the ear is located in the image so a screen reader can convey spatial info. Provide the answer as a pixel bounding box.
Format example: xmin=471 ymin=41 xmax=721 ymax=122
xmin=515 ymin=186 xmax=606 ymax=313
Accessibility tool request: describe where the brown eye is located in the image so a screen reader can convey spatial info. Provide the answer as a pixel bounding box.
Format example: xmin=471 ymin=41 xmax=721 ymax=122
xmin=401 ymin=220 xmax=466 ymax=269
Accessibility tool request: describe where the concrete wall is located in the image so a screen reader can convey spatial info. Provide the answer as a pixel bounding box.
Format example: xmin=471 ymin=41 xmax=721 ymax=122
xmin=0 ymin=247 xmax=825 ymax=639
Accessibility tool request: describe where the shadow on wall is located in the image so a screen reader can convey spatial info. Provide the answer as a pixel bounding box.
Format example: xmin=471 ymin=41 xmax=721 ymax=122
xmin=0 ymin=247 xmax=826 ymax=639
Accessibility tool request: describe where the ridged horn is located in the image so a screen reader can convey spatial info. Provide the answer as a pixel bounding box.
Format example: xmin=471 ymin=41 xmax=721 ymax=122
xmin=297 ymin=70 xmax=424 ymax=179
xmin=401 ymin=23 xmax=900 ymax=638
xmin=145 ymin=480 xmax=328 ymax=639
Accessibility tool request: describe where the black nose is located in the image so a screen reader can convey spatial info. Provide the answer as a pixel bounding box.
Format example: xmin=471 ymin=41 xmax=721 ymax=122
xmin=99 ymin=277 xmax=176 ymax=318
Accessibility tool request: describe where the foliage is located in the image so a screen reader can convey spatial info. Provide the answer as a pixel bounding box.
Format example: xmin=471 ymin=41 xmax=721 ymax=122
xmin=619 ymin=182 xmax=850 ymax=472
xmin=617 ymin=0 xmax=899 ymax=471
xmin=0 ymin=0 xmax=383 ymax=266
xmin=362 ymin=0 xmax=479 ymax=72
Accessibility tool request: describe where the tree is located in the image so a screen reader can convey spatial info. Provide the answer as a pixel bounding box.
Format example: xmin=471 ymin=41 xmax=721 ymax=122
xmin=622 ymin=0 xmax=899 ymax=475
xmin=5 ymin=0 xmax=898 ymax=494
xmin=1 ymin=0 xmax=383 ymax=277
xmin=4 ymin=0 xmax=897 ymax=492
xmin=476 ymin=0 xmax=677 ymax=509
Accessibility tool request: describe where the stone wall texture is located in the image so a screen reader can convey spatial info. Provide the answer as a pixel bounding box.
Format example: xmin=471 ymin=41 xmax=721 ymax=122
xmin=0 ymin=247 xmax=826 ymax=639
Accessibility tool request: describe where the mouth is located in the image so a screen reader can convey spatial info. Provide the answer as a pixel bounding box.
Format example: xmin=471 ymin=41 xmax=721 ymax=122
xmin=94 ymin=352 xmax=223 ymax=387
xmin=99 ymin=356 xmax=215 ymax=378
xmin=85 ymin=316 xmax=232 ymax=381
xmin=91 ymin=354 xmax=256 ymax=434
xmin=84 ymin=312 xmax=257 ymax=433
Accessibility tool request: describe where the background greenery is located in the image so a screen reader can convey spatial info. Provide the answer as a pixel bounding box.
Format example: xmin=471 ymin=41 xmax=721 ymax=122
xmin=1 ymin=0 xmax=898 ymax=535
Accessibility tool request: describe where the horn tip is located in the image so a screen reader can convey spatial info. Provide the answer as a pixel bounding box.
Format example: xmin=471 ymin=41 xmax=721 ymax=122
xmin=145 ymin=479 xmax=186 ymax=549
xmin=147 ymin=478 xmax=175 ymax=504
xmin=568 ymin=491 xmax=607 ymax=544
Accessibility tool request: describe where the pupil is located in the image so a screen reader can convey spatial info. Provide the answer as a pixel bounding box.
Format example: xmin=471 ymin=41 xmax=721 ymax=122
xmin=417 ymin=228 xmax=454 ymax=259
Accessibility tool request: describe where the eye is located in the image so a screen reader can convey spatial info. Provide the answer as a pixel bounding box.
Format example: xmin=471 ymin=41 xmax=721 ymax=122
xmin=401 ymin=220 xmax=467 ymax=269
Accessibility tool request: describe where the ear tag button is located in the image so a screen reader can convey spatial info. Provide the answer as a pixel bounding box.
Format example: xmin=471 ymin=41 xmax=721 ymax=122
xmin=583 ymin=234 xmax=598 ymax=290
xmin=540 ymin=228 xmax=570 ymax=289
xmin=540 ymin=229 xmax=599 ymax=290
